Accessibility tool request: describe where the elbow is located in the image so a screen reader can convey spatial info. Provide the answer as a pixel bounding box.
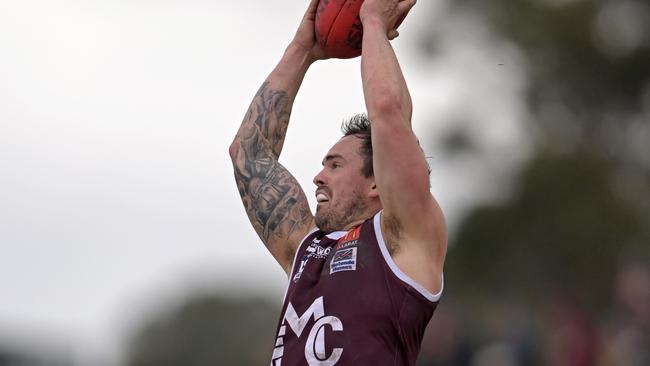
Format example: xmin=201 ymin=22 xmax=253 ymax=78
xmin=228 ymin=138 xmax=240 ymax=162
xmin=367 ymin=94 xmax=409 ymax=123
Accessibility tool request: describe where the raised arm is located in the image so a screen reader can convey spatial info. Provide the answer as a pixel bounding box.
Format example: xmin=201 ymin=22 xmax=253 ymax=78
xmin=359 ymin=0 xmax=447 ymax=294
xmin=229 ymin=0 xmax=326 ymax=275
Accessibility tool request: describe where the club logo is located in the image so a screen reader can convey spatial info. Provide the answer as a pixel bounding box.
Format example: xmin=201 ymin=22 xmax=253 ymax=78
xmin=272 ymin=297 xmax=344 ymax=366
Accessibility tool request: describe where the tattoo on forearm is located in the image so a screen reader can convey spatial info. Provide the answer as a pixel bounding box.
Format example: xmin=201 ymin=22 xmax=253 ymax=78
xmin=233 ymin=149 xmax=311 ymax=243
xmin=243 ymin=81 xmax=291 ymax=157
xmin=232 ymin=82 xmax=312 ymax=247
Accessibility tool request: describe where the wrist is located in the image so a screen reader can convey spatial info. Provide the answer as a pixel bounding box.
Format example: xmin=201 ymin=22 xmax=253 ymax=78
xmin=359 ymin=15 xmax=389 ymax=34
xmin=285 ymin=42 xmax=318 ymax=66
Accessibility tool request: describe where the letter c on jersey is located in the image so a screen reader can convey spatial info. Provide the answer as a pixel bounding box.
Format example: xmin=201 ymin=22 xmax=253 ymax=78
xmin=272 ymin=297 xmax=344 ymax=366
xmin=305 ymin=315 xmax=343 ymax=365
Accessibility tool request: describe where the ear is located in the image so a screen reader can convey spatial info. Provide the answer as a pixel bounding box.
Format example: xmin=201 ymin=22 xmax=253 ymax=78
xmin=368 ymin=180 xmax=379 ymax=199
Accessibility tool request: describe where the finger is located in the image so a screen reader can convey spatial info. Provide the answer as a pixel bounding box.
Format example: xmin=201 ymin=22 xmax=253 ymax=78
xmin=398 ymin=0 xmax=417 ymax=12
xmin=388 ymin=30 xmax=400 ymax=40
xmin=395 ymin=0 xmax=416 ymax=27
xmin=305 ymin=0 xmax=320 ymax=18
xmin=394 ymin=13 xmax=407 ymax=30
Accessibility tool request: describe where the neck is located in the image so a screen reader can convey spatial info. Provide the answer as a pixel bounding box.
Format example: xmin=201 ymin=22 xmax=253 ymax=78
xmin=341 ymin=219 xmax=366 ymax=231
xmin=341 ymin=207 xmax=381 ymax=231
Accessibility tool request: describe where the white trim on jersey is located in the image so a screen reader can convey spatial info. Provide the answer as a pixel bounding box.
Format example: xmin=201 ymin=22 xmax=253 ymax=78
xmin=373 ymin=211 xmax=444 ymax=303
xmin=325 ymin=231 xmax=347 ymax=240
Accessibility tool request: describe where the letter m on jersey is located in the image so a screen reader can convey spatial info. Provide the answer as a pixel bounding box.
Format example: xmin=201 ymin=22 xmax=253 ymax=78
xmin=271 ymin=296 xmax=344 ymax=366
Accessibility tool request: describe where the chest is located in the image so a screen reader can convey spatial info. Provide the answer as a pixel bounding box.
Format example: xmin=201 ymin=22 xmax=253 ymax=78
xmin=288 ymin=228 xmax=388 ymax=304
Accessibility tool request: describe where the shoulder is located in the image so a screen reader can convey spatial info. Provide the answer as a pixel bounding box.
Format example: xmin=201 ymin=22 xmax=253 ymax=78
xmin=379 ymin=208 xmax=447 ymax=296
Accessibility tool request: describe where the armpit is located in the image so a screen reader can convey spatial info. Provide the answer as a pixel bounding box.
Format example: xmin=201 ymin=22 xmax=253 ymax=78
xmin=382 ymin=213 xmax=402 ymax=256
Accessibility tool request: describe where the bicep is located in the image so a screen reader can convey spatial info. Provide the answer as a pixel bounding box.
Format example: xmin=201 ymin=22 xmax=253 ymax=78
xmin=372 ymin=119 xmax=445 ymax=244
xmin=232 ymin=146 xmax=315 ymax=274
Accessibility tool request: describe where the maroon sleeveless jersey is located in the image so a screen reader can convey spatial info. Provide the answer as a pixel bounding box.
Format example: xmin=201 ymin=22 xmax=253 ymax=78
xmin=270 ymin=212 xmax=442 ymax=366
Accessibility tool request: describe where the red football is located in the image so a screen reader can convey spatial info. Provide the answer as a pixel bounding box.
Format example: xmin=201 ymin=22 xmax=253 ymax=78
xmin=315 ymin=0 xmax=364 ymax=59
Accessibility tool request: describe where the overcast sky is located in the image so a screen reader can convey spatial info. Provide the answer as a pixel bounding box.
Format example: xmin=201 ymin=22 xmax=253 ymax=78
xmin=0 ymin=1 xmax=529 ymax=364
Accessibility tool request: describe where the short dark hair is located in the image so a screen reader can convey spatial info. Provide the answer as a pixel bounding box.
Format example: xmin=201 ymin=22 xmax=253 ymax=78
xmin=341 ymin=113 xmax=432 ymax=181
xmin=341 ymin=114 xmax=374 ymax=177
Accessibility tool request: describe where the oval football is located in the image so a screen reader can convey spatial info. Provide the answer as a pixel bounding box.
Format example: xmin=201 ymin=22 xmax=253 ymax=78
xmin=315 ymin=0 xmax=364 ymax=59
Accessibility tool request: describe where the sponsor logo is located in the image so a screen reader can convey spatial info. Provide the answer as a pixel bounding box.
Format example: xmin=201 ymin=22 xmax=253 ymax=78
xmin=306 ymin=244 xmax=332 ymax=259
xmin=330 ymin=248 xmax=357 ymax=274
xmin=336 ymin=239 xmax=357 ymax=250
xmin=293 ymin=238 xmax=333 ymax=282
xmin=293 ymin=253 xmax=310 ymax=282
xmin=335 ymin=226 xmax=361 ymax=250
xmin=272 ymin=297 xmax=344 ymax=366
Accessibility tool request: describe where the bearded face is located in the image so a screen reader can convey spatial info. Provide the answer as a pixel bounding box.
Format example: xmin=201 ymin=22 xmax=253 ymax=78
xmin=312 ymin=136 xmax=377 ymax=233
xmin=314 ymin=188 xmax=368 ymax=233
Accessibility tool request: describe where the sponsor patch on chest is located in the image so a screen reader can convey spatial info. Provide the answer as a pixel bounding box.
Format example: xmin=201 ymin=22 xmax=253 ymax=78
xmin=335 ymin=226 xmax=361 ymax=250
xmin=293 ymin=237 xmax=332 ymax=282
xmin=330 ymin=247 xmax=358 ymax=274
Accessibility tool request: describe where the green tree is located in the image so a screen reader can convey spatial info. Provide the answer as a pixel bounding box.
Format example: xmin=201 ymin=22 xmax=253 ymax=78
xmin=430 ymin=0 xmax=650 ymax=311
xmin=126 ymin=294 xmax=278 ymax=366
xmin=416 ymin=1 xmax=650 ymax=363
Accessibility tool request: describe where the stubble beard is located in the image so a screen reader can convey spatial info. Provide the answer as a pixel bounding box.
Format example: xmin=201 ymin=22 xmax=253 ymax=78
xmin=314 ymin=189 xmax=367 ymax=233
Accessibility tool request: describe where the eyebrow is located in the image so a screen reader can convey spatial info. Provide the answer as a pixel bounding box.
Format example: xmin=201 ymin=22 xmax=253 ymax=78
xmin=322 ymin=154 xmax=346 ymax=165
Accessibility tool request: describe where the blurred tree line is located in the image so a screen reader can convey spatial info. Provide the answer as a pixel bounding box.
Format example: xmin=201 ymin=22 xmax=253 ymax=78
xmin=124 ymin=0 xmax=649 ymax=365
xmin=418 ymin=0 xmax=650 ymax=365
xmin=126 ymin=295 xmax=278 ymax=366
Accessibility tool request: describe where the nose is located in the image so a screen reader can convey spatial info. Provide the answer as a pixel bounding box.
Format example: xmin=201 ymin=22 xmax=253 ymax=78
xmin=313 ymin=168 xmax=326 ymax=187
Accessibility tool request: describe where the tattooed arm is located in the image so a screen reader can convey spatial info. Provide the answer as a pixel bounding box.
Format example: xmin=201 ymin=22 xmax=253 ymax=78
xmin=229 ymin=78 xmax=314 ymax=274
xmin=229 ymin=0 xmax=326 ymax=275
